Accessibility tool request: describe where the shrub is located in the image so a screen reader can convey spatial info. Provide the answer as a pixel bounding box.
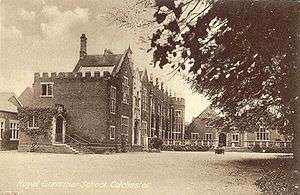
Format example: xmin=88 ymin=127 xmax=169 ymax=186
xmin=250 ymin=145 xmax=293 ymax=153
xmin=161 ymin=145 xmax=209 ymax=152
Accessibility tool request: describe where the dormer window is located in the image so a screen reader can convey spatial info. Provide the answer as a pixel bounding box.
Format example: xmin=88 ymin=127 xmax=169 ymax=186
xmin=41 ymin=82 xmax=53 ymax=97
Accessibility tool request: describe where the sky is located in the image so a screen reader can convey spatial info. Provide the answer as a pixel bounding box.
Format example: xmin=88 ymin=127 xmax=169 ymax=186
xmin=0 ymin=0 xmax=210 ymax=122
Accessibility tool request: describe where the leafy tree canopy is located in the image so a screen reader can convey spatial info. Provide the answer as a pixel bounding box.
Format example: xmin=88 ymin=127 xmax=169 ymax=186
xmin=149 ymin=0 xmax=300 ymax=134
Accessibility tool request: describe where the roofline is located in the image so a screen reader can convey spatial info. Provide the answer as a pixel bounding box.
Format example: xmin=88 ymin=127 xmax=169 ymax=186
xmin=0 ymin=109 xmax=18 ymax=114
xmin=12 ymin=94 xmax=23 ymax=107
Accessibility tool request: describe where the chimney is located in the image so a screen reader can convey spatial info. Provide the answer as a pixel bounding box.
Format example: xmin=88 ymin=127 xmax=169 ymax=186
xmin=80 ymin=34 xmax=87 ymax=59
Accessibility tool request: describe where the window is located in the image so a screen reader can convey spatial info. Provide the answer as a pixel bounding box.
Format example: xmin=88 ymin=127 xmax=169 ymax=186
xmin=110 ymin=86 xmax=116 ymax=114
xmin=158 ymin=104 xmax=161 ymax=116
xmin=121 ymin=116 xmax=129 ymax=134
xmin=142 ymin=88 xmax=147 ymax=111
xmin=0 ymin=119 xmax=5 ymax=140
xmin=162 ymin=130 xmax=166 ymax=139
xmin=122 ymin=76 xmax=129 ymax=104
xmin=110 ymin=126 xmax=115 ymax=140
xmin=41 ymin=82 xmax=53 ymax=97
xmin=205 ymin=133 xmax=213 ymax=140
xmin=191 ymin=133 xmax=199 ymax=140
xmin=232 ymin=133 xmax=239 ymax=142
xmin=151 ymin=99 xmax=155 ymax=113
xmin=173 ymin=132 xmax=181 ymax=140
xmin=28 ymin=116 xmax=38 ymax=128
xmin=174 ymin=110 xmax=183 ymax=133
xmin=10 ymin=121 xmax=19 ymax=140
xmin=134 ymin=91 xmax=140 ymax=108
xmin=141 ymin=121 xmax=147 ymax=135
xmin=256 ymin=126 xmax=270 ymax=141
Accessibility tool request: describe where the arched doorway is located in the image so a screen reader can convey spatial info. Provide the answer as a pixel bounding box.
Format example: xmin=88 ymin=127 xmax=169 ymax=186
xmin=218 ymin=133 xmax=227 ymax=147
xmin=55 ymin=115 xmax=64 ymax=143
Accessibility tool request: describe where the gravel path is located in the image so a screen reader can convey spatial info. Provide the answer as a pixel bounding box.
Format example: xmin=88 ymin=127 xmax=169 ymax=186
xmin=0 ymin=151 xmax=289 ymax=195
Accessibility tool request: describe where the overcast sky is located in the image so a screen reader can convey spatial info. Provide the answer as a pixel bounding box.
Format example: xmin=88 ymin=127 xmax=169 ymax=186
xmin=0 ymin=0 xmax=210 ymax=122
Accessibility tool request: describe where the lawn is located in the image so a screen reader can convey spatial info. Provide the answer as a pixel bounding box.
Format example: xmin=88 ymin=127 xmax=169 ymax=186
xmin=0 ymin=151 xmax=293 ymax=195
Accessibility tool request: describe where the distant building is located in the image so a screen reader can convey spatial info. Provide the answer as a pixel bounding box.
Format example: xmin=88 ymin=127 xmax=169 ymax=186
xmin=0 ymin=92 xmax=22 ymax=150
xmin=18 ymin=34 xmax=185 ymax=153
xmin=186 ymin=107 xmax=292 ymax=149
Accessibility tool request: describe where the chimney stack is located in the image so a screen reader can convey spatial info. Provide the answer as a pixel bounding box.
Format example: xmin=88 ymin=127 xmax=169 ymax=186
xmin=80 ymin=34 xmax=87 ymax=59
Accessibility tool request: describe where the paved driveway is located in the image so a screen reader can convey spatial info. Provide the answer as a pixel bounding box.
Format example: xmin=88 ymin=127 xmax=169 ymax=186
xmin=0 ymin=151 xmax=288 ymax=195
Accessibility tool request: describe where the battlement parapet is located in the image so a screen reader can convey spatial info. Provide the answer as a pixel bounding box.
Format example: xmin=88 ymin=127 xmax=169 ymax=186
xmin=34 ymin=71 xmax=111 ymax=82
xmin=170 ymin=97 xmax=185 ymax=105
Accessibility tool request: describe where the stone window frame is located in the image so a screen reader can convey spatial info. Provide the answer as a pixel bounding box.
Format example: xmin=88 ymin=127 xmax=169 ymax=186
xmin=10 ymin=120 xmax=19 ymax=140
xmin=109 ymin=125 xmax=116 ymax=140
xmin=173 ymin=132 xmax=181 ymax=140
xmin=205 ymin=133 xmax=213 ymax=140
xmin=110 ymin=86 xmax=116 ymax=114
xmin=122 ymin=76 xmax=129 ymax=104
xmin=232 ymin=133 xmax=239 ymax=142
xmin=0 ymin=118 xmax=5 ymax=140
xmin=191 ymin=132 xmax=199 ymax=140
xmin=174 ymin=109 xmax=183 ymax=133
xmin=256 ymin=126 xmax=270 ymax=141
xmin=40 ymin=82 xmax=54 ymax=98
xmin=121 ymin=115 xmax=129 ymax=135
xmin=28 ymin=116 xmax=39 ymax=129
xmin=141 ymin=121 xmax=147 ymax=135
xmin=141 ymin=88 xmax=147 ymax=111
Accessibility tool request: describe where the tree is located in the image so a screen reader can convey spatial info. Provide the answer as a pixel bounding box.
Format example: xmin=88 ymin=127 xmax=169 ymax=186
xmin=149 ymin=0 xmax=300 ymax=168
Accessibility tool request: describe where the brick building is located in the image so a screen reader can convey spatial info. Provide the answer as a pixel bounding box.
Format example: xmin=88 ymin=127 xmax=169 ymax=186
xmin=0 ymin=92 xmax=22 ymax=150
xmin=185 ymin=107 xmax=293 ymax=150
xmin=18 ymin=34 xmax=185 ymax=153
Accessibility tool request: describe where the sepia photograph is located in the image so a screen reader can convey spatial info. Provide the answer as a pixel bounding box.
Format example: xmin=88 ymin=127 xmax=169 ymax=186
xmin=0 ymin=0 xmax=299 ymax=194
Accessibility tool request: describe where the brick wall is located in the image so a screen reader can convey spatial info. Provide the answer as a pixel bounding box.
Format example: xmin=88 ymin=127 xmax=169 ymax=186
xmin=31 ymin=72 xmax=110 ymax=142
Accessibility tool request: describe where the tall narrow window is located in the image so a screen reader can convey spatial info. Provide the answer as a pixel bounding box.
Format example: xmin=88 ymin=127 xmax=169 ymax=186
xmin=41 ymin=82 xmax=54 ymax=97
xmin=10 ymin=121 xmax=19 ymax=140
xmin=110 ymin=86 xmax=116 ymax=114
xmin=141 ymin=121 xmax=147 ymax=135
xmin=28 ymin=116 xmax=38 ymax=128
xmin=232 ymin=133 xmax=239 ymax=142
xmin=121 ymin=116 xmax=129 ymax=134
xmin=174 ymin=110 xmax=183 ymax=132
xmin=142 ymin=88 xmax=147 ymax=111
xmin=110 ymin=126 xmax=115 ymax=140
xmin=122 ymin=76 xmax=129 ymax=104
xmin=0 ymin=119 xmax=5 ymax=140
xmin=256 ymin=126 xmax=270 ymax=141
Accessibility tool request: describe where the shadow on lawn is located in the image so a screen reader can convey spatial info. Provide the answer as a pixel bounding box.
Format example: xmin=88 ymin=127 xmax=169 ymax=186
xmin=227 ymin=155 xmax=299 ymax=195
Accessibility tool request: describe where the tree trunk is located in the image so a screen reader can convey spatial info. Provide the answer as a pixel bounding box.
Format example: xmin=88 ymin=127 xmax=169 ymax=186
xmin=294 ymin=66 xmax=300 ymax=170
xmin=295 ymin=122 xmax=300 ymax=170
xmin=291 ymin=64 xmax=300 ymax=171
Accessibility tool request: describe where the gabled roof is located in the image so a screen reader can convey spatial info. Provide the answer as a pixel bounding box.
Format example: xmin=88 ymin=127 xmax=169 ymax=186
xmin=0 ymin=92 xmax=22 ymax=113
xmin=197 ymin=106 xmax=218 ymax=119
xmin=18 ymin=87 xmax=34 ymax=107
xmin=73 ymin=54 xmax=123 ymax=72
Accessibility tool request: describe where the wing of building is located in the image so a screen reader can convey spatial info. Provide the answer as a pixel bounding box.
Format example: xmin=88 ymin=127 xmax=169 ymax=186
xmin=16 ymin=34 xmax=186 ymax=154
xmin=186 ymin=106 xmax=292 ymax=151
xmin=0 ymin=92 xmax=22 ymax=150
